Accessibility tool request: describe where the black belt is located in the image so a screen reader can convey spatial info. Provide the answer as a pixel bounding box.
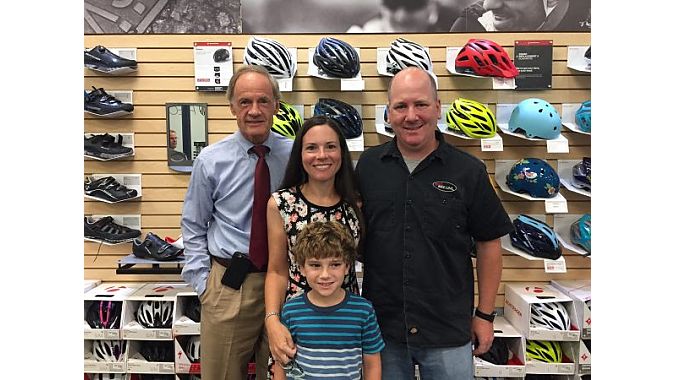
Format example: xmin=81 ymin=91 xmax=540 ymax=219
xmin=210 ymin=254 xmax=266 ymax=273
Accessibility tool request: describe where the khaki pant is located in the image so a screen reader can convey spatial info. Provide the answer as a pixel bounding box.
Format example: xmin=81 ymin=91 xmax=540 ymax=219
xmin=200 ymin=260 xmax=269 ymax=380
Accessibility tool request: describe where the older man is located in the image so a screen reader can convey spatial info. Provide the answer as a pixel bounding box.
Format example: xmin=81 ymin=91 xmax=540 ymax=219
xmin=181 ymin=65 xmax=293 ymax=380
xmin=356 ymin=67 xmax=513 ymax=379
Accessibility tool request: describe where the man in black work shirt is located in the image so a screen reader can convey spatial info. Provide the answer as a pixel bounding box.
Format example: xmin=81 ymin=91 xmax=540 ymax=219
xmin=356 ymin=67 xmax=513 ymax=379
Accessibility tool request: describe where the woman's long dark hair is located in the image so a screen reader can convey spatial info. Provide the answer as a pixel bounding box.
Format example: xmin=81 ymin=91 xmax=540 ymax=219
xmin=278 ymin=115 xmax=363 ymax=232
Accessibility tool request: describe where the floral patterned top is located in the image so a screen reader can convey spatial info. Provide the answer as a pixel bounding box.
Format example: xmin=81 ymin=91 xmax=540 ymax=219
xmin=272 ymin=186 xmax=361 ymax=299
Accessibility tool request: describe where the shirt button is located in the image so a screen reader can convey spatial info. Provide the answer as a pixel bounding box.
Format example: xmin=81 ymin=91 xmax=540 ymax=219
xmin=405 ymin=253 xmax=411 ymax=259
xmin=409 ymin=326 xmax=418 ymax=334
xmin=405 ymin=226 xmax=411 ymax=231
xmin=456 ymin=224 xmax=461 ymax=229
xmin=406 ymin=199 xmax=412 ymax=205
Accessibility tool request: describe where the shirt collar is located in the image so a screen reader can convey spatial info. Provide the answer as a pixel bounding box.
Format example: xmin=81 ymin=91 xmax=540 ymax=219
xmin=380 ymin=130 xmax=449 ymax=165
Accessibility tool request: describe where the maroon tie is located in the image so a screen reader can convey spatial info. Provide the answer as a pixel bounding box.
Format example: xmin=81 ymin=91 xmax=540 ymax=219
xmin=249 ymin=145 xmax=271 ymax=270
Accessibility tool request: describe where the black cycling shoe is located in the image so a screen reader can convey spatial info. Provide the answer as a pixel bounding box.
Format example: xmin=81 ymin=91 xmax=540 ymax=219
xmin=85 ymin=45 xmax=138 ymax=73
xmin=85 ymin=216 xmax=141 ymax=244
xmin=85 ymin=87 xmax=134 ymax=117
xmin=132 ymin=232 xmax=184 ymax=261
xmin=85 ymin=133 xmax=134 ymax=160
xmin=84 ymin=176 xmax=138 ymax=203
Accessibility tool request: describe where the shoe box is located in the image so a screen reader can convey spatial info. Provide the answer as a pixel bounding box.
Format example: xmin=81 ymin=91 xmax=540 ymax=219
xmin=550 ymin=280 xmax=591 ymax=340
xmin=473 ymin=316 xmax=526 ymax=378
xmin=85 ymin=283 xmax=144 ymax=340
xmin=121 ymin=283 xmax=191 ymax=340
xmin=504 ymin=283 xmax=580 ymax=342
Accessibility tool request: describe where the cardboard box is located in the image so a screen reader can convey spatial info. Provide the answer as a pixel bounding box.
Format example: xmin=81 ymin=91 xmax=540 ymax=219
xmin=576 ymin=339 xmax=591 ymax=375
xmin=525 ymin=340 xmax=577 ymax=375
xmin=125 ymin=340 xmax=175 ymax=374
xmin=85 ymin=283 xmax=145 ymax=340
xmin=122 ymin=283 xmax=191 ymax=340
xmin=84 ymin=339 xmax=127 ymax=373
xmin=504 ymin=283 xmax=580 ymax=341
xmin=173 ymin=290 xmax=200 ymax=336
xmin=551 ymin=280 xmax=591 ymax=339
xmin=85 ymin=279 xmax=101 ymax=293
xmin=175 ymin=336 xmax=201 ymax=374
xmin=474 ymin=316 xmax=526 ymax=378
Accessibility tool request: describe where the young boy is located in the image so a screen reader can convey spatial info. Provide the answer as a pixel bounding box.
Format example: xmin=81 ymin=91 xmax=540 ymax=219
xmin=275 ymin=221 xmax=384 ymax=380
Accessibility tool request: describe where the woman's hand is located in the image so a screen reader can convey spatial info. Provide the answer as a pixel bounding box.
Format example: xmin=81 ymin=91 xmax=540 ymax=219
xmin=266 ymin=316 xmax=297 ymax=365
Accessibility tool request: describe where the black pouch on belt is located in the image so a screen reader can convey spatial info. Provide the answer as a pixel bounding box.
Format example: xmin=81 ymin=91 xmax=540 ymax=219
xmin=221 ymin=252 xmax=251 ymax=290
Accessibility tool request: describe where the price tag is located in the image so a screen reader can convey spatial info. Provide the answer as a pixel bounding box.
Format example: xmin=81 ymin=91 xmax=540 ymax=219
xmin=341 ymin=78 xmax=365 ymax=91
xmin=492 ymin=77 xmax=516 ymax=90
xmin=544 ymin=258 xmax=567 ymax=273
xmin=156 ymin=329 xmax=172 ymax=339
xmin=278 ymin=78 xmax=293 ymax=92
xmin=104 ymin=330 xmax=120 ymax=339
xmin=481 ymin=136 xmax=503 ymax=151
xmin=546 ymin=138 xmax=570 ymax=153
xmin=544 ymin=198 xmax=568 ymax=213
xmin=160 ymin=363 xmax=175 ymax=372
xmin=110 ymin=363 xmax=124 ymax=371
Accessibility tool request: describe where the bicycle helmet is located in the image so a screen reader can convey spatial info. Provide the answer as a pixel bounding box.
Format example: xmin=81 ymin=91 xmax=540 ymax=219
xmin=575 ymin=100 xmax=591 ymax=132
xmin=571 ymin=157 xmax=591 ymax=191
xmin=138 ymin=375 xmax=174 ymax=380
xmin=273 ymin=101 xmax=302 ymax=139
xmin=313 ymin=98 xmax=363 ymax=139
xmin=86 ymin=300 xmax=122 ymax=329
xmin=140 ymin=341 xmax=174 ymax=362
xmin=89 ymin=374 xmax=125 ymax=380
xmin=530 ymin=302 xmax=571 ymax=330
xmin=184 ymin=296 xmax=201 ymax=322
xmin=508 ymin=98 xmax=561 ymax=140
xmin=506 ymin=158 xmax=560 ymax=198
xmin=383 ymin=107 xmax=393 ymax=133
xmin=526 ymin=340 xmax=562 ymax=363
xmin=509 ymin=214 xmax=562 ymax=260
xmin=136 ymin=300 xmax=173 ymax=328
xmin=478 ymin=337 xmax=510 ymax=365
xmin=570 ymin=213 xmax=591 ymax=254
xmin=186 ymin=335 xmax=201 ymax=362
xmin=213 ymin=48 xmax=230 ymax=63
xmin=455 ymin=39 xmax=519 ymax=78
xmin=244 ymin=37 xmax=296 ymax=79
xmin=313 ymin=37 xmax=360 ymax=78
xmin=92 ymin=340 xmax=125 ymax=362
xmin=386 ymin=38 xmax=433 ymax=75
xmin=445 ymin=98 xmax=497 ymax=138
xmin=584 ymin=46 xmax=591 ymax=60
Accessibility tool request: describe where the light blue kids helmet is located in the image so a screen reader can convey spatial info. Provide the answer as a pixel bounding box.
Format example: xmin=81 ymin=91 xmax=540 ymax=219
xmin=570 ymin=213 xmax=591 ymax=255
xmin=508 ymin=98 xmax=561 ymax=139
xmin=575 ymin=100 xmax=591 ymax=132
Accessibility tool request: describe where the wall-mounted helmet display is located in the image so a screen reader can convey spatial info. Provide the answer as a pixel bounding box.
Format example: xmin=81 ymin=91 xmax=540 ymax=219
xmin=508 ymin=98 xmax=561 ymax=140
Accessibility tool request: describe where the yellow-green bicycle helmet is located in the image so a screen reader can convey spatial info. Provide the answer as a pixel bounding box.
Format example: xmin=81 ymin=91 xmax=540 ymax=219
xmin=445 ymin=98 xmax=497 ymax=138
xmin=526 ymin=340 xmax=563 ymax=363
xmin=273 ymin=101 xmax=302 ymax=140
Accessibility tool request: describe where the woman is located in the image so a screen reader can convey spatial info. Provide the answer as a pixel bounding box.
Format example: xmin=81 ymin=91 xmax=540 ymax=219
xmin=264 ymin=115 xmax=362 ymax=376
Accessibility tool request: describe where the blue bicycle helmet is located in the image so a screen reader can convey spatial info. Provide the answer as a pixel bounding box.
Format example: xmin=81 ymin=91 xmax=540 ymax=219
xmin=508 ymin=98 xmax=561 ymax=140
xmin=313 ymin=37 xmax=360 ymax=78
xmin=570 ymin=213 xmax=591 ymax=255
xmin=506 ymin=158 xmax=560 ymax=198
xmin=383 ymin=107 xmax=393 ymax=133
xmin=313 ymin=98 xmax=363 ymax=139
xmin=575 ymin=100 xmax=591 ymax=132
xmin=509 ymin=214 xmax=562 ymax=260
xmin=571 ymin=157 xmax=591 ymax=191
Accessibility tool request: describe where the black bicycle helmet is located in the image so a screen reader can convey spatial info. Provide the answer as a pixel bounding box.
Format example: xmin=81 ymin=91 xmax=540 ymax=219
xmin=313 ymin=98 xmax=363 ymax=139
xmin=138 ymin=375 xmax=174 ymax=380
xmin=89 ymin=373 xmax=125 ymax=380
xmin=244 ymin=36 xmax=296 ymax=79
xmin=313 ymin=37 xmax=360 ymax=78
xmin=92 ymin=340 xmax=125 ymax=362
xmin=184 ymin=296 xmax=201 ymax=323
xmin=584 ymin=46 xmax=591 ymax=60
xmin=571 ymin=157 xmax=591 ymax=191
xmin=509 ymin=214 xmax=562 ymax=260
xmin=140 ymin=341 xmax=175 ymax=362
xmin=213 ymin=48 xmax=230 ymax=63
xmin=478 ymin=337 xmax=510 ymax=365
xmin=136 ymin=300 xmax=173 ymax=328
xmin=86 ymin=300 xmax=122 ymax=329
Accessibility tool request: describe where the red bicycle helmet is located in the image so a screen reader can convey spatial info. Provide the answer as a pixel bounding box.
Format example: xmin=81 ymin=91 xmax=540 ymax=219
xmin=455 ymin=39 xmax=519 ymax=78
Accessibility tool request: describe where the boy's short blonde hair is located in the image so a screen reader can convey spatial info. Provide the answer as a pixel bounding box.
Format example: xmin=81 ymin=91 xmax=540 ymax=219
xmin=292 ymin=221 xmax=356 ymax=266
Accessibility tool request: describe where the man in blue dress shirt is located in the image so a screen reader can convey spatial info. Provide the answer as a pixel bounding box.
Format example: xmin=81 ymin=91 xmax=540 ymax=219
xmin=181 ymin=65 xmax=293 ymax=380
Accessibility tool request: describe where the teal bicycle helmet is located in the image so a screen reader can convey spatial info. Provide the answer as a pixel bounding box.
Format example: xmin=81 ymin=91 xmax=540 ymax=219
xmin=575 ymin=100 xmax=591 ymax=132
xmin=508 ymin=98 xmax=561 ymax=140
xmin=570 ymin=213 xmax=591 ymax=255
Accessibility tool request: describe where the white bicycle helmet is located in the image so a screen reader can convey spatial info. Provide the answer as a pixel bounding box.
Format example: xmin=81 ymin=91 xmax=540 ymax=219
xmin=530 ymin=302 xmax=571 ymax=331
xmin=136 ymin=300 xmax=173 ymax=328
xmin=89 ymin=373 xmax=126 ymax=380
xmin=244 ymin=37 xmax=296 ymax=79
xmin=92 ymin=340 xmax=125 ymax=362
xmin=386 ymin=38 xmax=433 ymax=75
xmin=186 ymin=335 xmax=201 ymax=362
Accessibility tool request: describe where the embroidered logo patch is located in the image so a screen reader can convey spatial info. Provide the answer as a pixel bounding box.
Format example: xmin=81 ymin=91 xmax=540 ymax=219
xmin=432 ymin=181 xmax=457 ymax=192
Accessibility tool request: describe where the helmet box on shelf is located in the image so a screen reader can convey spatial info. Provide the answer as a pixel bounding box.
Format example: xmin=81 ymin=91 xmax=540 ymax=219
xmin=175 ymin=335 xmax=201 ymax=374
xmin=125 ymin=339 xmax=176 ymax=374
xmin=473 ymin=316 xmax=526 ymax=378
xmin=524 ymin=339 xmax=577 ymax=375
xmin=84 ymin=279 xmax=101 ymax=293
xmin=550 ymin=280 xmax=591 ymax=340
xmin=172 ymin=290 xmax=200 ymax=336
xmin=84 ymin=283 xmax=144 ymax=340
xmin=83 ymin=339 xmax=128 ymax=373
xmin=121 ymin=283 xmax=190 ymax=340
xmin=504 ymin=283 xmax=580 ymax=342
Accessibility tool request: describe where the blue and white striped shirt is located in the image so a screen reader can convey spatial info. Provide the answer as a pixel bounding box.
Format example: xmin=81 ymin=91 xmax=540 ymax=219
xmin=281 ymin=292 xmax=385 ymax=379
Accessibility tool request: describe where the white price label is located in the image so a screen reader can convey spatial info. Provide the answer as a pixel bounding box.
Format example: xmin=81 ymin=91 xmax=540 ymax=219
xmin=544 ymin=198 xmax=568 ymax=213
xmin=544 ymin=258 xmax=567 ymax=273
xmin=481 ymin=137 xmax=503 ymax=151
xmin=341 ymin=78 xmax=365 ymax=91
xmin=492 ymin=77 xmax=516 ymax=90
xmin=160 ymin=363 xmax=175 ymax=372
xmin=278 ymin=78 xmax=293 ymax=92
xmin=156 ymin=330 xmax=172 ymax=339
xmin=546 ymin=138 xmax=570 ymax=153
xmin=104 ymin=330 xmax=119 ymax=339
